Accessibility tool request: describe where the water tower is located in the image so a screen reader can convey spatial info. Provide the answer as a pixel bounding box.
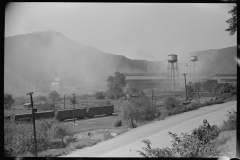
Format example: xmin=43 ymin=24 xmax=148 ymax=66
xmin=167 ymin=54 xmax=179 ymax=92
xmin=190 ymin=56 xmax=199 ymax=81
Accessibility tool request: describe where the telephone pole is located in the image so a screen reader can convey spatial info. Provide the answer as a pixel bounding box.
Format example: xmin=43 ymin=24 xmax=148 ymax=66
xmin=64 ymin=95 xmax=65 ymax=110
xmin=152 ymin=89 xmax=154 ymax=107
xmin=72 ymin=93 xmax=76 ymax=124
xmin=182 ymin=73 xmax=188 ymax=100
xmin=27 ymin=92 xmax=38 ymax=157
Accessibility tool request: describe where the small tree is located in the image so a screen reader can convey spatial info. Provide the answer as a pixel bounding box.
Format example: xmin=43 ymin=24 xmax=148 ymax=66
xmin=48 ymin=91 xmax=60 ymax=102
xmin=202 ymin=81 xmax=212 ymax=95
xmin=225 ymin=5 xmax=237 ymax=35
xmin=107 ymin=71 xmax=126 ymax=99
xmin=211 ymin=83 xmax=217 ymax=96
xmin=186 ymin=81 xmax=194 ymax=98
xmin=129 ymin=96 xmax=155 ymax=121
xmin=95 ymin=92 xmax=105 ymax=99
xmin=4 ymin=94 xmax=15 ymax=109
xmin=36 ymin=95 xmax=47 ymax=101
xmin=193 ymin=82 xmax=201 ymax=102
xmin=69 ymin=95 xmax=77 ymax=105
xmin=121 ymin=101 xmax=136 ymax=128
xmin=52 ymin=123 xmax=72 ymax=146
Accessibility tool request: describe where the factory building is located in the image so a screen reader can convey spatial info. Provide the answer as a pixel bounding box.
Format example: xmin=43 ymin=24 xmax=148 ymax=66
xmin=210 ymin=74 xmax=237 ymax=84
xmin=124 ymin=74 xmax=208 ymax=91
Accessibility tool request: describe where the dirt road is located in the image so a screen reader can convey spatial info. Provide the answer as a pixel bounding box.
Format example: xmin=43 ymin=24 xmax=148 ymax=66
xmin=64 ymin=101 xmax=236 ymax=157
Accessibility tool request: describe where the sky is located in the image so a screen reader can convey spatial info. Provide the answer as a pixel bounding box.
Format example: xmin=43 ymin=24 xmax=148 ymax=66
xmin=5 ymin=3 xmax=237 ymax=62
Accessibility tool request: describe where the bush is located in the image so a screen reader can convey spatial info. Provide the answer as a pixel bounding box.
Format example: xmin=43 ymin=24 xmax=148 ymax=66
xmin=95 ymin=92 xmax=105 ymax=99
xmin=36 ymin=95 xmax=47 ymax=101
xmin=121 ymin=101 xmax=136 ymax=128
xmin=137 ymin=119 xmax=220 ymax=157
xmin=106 ymin=100 xmax=111 ymax=105
xmin=186 ymin=102 xmax=199 ymax=111
xmin=4 ymin=94 xmax=15 ymax=109
xmin=51 ymin=122 xmax=72 ymax=146
xmin=36 ymin=102 xmax=54 ymax=111
xmin=4 ymin=118 xmax=64 ymax=157
xmin=121 ymin=96 xmax=155 ymax=128
xmin=74 ymin=138 xmax=101 ymax=149
xmin=103 ymin=132 xmax=114 ymax=141
xmin=164 ymin=97 xmax=181 ymax=110
xmin=114 ymin=120 xmax=122 ymax=127
xmin=48 ymin=91 xmax=60 ymax=102
xmin=219 ymin=109 xmax=237 ymax=131
xmin=216 ymin=93 xmax=232 ymax=101
xmin=154 ymin=109 xmax=161 ymax=118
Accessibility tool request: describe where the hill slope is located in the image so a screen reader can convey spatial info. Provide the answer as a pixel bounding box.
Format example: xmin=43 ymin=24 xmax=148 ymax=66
xmin=189 ymin=46 xmax=237 ymax=78
xmin=4 ymin=31 xmax=165 ymax=93
xmin=4 ymin=31 xmax=237 ymax=93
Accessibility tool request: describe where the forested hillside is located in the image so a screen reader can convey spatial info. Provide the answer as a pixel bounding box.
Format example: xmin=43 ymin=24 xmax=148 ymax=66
xmin=4 ymin=31 xmax=237 ymax=93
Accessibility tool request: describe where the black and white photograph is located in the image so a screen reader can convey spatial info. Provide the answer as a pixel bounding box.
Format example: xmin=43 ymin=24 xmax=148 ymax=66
xmin=4 ymin=2 xmax=237 ymax=158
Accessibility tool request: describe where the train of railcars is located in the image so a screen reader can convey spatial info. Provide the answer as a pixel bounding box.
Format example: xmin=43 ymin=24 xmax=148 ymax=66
xmin=4 ymin=105 xmax=114 ymax=122
xmin=86 ymin=105 xmax=114 ymax=118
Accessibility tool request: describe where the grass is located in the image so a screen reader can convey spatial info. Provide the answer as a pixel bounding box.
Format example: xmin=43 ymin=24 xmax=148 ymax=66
xmin=65 ymin=114 xmax=127 ymax=133
xmin=6 ymin=92 xmax=237 ymax=157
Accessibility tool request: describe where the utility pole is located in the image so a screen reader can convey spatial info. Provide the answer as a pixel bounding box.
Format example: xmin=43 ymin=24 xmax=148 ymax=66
xmin=152 ymin=89 xmax=154 ymax=107
xmin=27 ymin=92 xmax=38 ymax=157
xmin=64 ymin=95 xmax=65 ymax=110
xmin=22 ymin=95 xmax=23 ymax=104
xmin=182 ymin=73 xmax=188 ymax=100
xmin=72 ymin=93 xmax=76 ymax=124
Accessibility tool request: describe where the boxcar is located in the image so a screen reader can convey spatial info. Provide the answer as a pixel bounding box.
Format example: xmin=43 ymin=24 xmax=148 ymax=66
xmin=4 ymin=115 xmax=11 ymax=121
xmin=57 ymin=108 xmax=86 ymax=121
xmin=35 ymin=110 xmax=55 ymax=120
xmin=86 ymin=105 xmax=114 ymax=118
xmin=15 ymin=113 xmax=32 ymax=122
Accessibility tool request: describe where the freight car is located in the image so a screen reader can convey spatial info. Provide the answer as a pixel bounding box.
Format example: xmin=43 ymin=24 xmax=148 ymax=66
xmin=4 ymin=115 xmax=11 ymax=121
xmin=35 ymin=110 xmax=55 ymax=120
xmin=15 ymin=113 xmax=32 ymax=122
xmin=14 ymin=110 xmax=55 ymax=122
xmin=56 ymin=108 xmax=86 ymax=121
xmin=86 ymin=105 xmax=114 ymax=118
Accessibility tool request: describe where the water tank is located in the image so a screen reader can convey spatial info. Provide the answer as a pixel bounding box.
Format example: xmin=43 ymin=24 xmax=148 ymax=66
xmin=191 ymin=56 xmax=197 ymax=61
xmin=168 ymin=54 xmax=178 ymax=63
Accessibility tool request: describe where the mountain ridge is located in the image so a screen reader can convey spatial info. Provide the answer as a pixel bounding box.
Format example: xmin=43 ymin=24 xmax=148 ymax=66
xmin=4 ymin=30 xmax=237 ymax=93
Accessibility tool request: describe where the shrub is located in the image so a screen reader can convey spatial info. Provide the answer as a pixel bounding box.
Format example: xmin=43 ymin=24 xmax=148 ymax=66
xmin=186 ymin=102 xmax=199 ymax=111
xmin=114 ymin=120 xmax=122 ymax=127
xmin=48 ymin=91 xmax=60 ymax=102
xmin=106 ymin=100 xmax=111 ymax=105
xmin=137 ymin=120 xmax=220 ymax=157
xmin=36 ymin=102 xmax=54 ymax=111
xmin=95 ymin=92 xmax=105 ymax=99
xmin=51 ymin=122 xmax=72 ymax=146
xmin=129 ymin=96 xmax=155 ymax=122
xmin=164 ymin=97 xmax=181 ymax=110
xmin=103 ymin=132 xmax=114 ymax=141
xmin=121 ymin=101 xmax=136 ymax=128
xmin=74 ymin=138 xmax=101 ymax=149
xmin=4 ymin=94 xmax=15 ymax=109
xmin=216 ymin=93 xmax=232 ymax=101
xmin=36 ymin=95 xmax=47 ymax=101
xmin=154 ymin=109 xmax=161 ymax=118
xmin=66 ymin=136 xmax=77 ymax=143
xmin=219 ymin=109 xmax=237 ymax=131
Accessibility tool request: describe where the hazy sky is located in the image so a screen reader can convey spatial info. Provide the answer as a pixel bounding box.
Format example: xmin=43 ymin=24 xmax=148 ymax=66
xmin=5 ymin=3 xmax=237 ymax=61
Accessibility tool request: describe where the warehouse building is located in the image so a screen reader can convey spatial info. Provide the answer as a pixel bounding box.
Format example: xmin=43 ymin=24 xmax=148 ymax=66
xmin=210 ymin=74 xmax=237 ymax=84
xmin=125 ymin=74 xmax=208 ymax=91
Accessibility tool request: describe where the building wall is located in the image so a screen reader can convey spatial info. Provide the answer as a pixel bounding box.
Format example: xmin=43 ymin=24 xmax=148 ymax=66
xmin=211 ymin=74 xmax=237 ymax=84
